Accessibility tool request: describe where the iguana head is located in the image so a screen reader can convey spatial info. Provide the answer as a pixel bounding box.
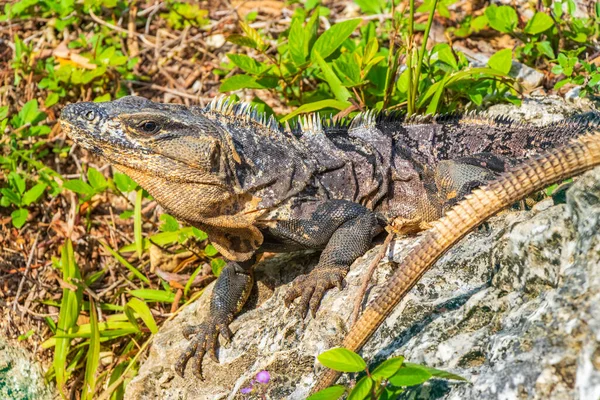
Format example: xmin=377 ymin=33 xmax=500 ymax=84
xmin=61 ymin=96 xmax=264 ymax=261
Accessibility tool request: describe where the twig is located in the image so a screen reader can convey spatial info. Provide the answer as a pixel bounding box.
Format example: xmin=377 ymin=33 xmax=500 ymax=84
xmin=350 ymin=232 xmax=395 ymax=326
xmin=12 ymin=232 xmax=40 ymax=313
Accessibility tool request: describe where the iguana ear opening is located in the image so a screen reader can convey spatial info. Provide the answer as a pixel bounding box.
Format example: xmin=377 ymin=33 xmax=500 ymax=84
xmin=205 ymin=225 xmax=263 ymax=262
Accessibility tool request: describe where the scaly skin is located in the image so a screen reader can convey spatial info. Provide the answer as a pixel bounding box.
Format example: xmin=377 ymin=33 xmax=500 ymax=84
xmin=59 ymin=95 xmax=600 ymax=382
xmin=312 ymin=130 xmax=600 ymax=392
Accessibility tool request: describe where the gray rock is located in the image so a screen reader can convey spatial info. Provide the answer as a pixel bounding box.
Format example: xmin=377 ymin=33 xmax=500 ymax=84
xmin=126 ymin=101 xmax=600 ymax=400
xmin=0 ymin=337 xmax=55 ymax=400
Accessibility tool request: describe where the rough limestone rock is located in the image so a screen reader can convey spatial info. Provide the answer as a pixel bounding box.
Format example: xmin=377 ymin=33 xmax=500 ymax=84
xmin=0 ymin=337 xmax=55 ymax=400
xmin=126 ymin=101 xmax=600 ymax=400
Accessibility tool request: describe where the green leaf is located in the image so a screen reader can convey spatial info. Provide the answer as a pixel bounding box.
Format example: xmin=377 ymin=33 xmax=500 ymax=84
xmin=82 ymin=299 xmax=100 ymax=400
xmin=211 ymin=258 xmax=226 ymax=277
xmin=524 ymin=12 xmax=554 ymax=34
xmin=21 ymin=183 xmax=46 ymax=205
xmin=289 ymin=18 xmax=307 ymax=66
xmin=45 ymin=92 xmax=60 ymax=107
xmin=17 ymin=99 xmax=46 ymax=126
xmin=487 ymin=48 xmax=513 ymax=74
xmin=159 ymin=214 xmax=180 ymax=232
xmin=227 ymin=34 xmax=258 ymax=49
xmin=306 ymin=385 xmax=346 ymax=400
xmin=311 ymin=19 xmax=361 ymax=60
xmin=403 ymin=362 xmax=468 ymax=381
xmin=124 ymin=297 xmax=158 ymax=334
xmin=113 ymin=172 xmax=138 ymax=193
xmin=184 ymin=264 xmax=205 ymax=298
xmin=227 ymin=54 xmax=270 ymax=75
xmin=220 ymin=74 xmax=275 ymax=92
xmin=317 ymin=348 xmax=366 ymax=373
xmin=485 ymin=5 xmax=518 ymax=33
xmin=129 ymin=289 xmax=176 ymax=303
xmin=64 ymin=179 xmax=95 ymax=196
xmin=239 ymin=21 xmax=266 ymax=51
xmin=280 ymin=99 xmax=351 ymax=123
xmin=371 ymin=356 xmax=405 ymax=380
xmin=431 ymin=44 xmax=458 ymax=70
xmin=388 ymin=365 xmax=432 ymax=387
xmin=536 ymin=41 xmax=555 ymax=59
xmin=9 ymin=171 xmax=26 ymax=194
xmin=313 ymin=51 xmax=352 ymax=103
xmin=204 ymin=243 xmax=219 ymax=257
xmin=347 ymin=375 xmax=373 ymax=400
xmin=87 ymin=168 xmax=107 ymax=191
xmin=11 ymin=209 xmax=28 ymax=228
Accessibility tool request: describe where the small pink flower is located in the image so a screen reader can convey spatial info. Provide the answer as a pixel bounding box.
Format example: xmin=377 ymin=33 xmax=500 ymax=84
xmin=255 ymin=370 xmax=270 ymax=384
xmin=240 ymin=386 xmax=253 ymax=394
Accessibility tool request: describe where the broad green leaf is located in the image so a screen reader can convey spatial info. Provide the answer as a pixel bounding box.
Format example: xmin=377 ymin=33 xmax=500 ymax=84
xmin=289 ymin=18 xmax=306 ymax=66
xmin=487 ymin=48 xmax=513 ymax=74
xmin=485 ymin=5 xmax=518 ymax=33
xmin=371 ymin=356 xmax=405 ymax=380
xmin=347 ymin=375 xmax=373 ymax=400
xmin=388 ymin=365 xmax=432 ymax=387
xmin=536 ymin=41 xmax=555 ymax=59
xmin=403 ymin=362 xmax=468 ymax=381
xmin=125 ymin=297 xmax=158 ymax=334
xmin=280 ymin=99 xmax=351 ymax=123
xmin=129 ymin=289 xmax=176 ymax=303
xmin=16 ymin=99 xmax=46 ymax=126
xmin=317 ymin=348 xmax=366 ymax=372
xmin=64 ymin=179 xmax=95 ymax=196
xmin=431 ymin=43 xmax=458 ymax=70
xmin=204 ymin=244 xmax=219 ymax=257
xmin=101 ymin=242 xmax=150 ymax=284
xmin=227 ymin=54 xmax=270 ymax=75
xmin=239 ymin=21 xmax=266 ymax=50
xmin=159 ymin=214 xmax=180 ymax=232
xmin=425 ymin=75 xmax=450 ymax=115
xmin=220 ymin=74 xmax=275 ymax=92
xmin=134 ymin=189 xmax=143 ymax=258
xmin=211 ymin=258 xmax=226 ymax=277
xmin=87 ymin=168 xmax=107 ymax=191
xmin=306 ymin=385 xmax=346 ymax=400
xmin=21 ymin=183 xmax=46 ymax=205
xmin=113 ymin=172 xmax=138 ymax=193
xmin=11 ymin=208 xmax=28 ymax=228
xmin=82 ymin=299 xmax=100 ymax=400
xmin=313 ymin=51 xmax=352 ymax=102
xmin=311 ymin=19 xmax=361 ymax=60
xmin=524 ymin=12 xmax=554 ymax=34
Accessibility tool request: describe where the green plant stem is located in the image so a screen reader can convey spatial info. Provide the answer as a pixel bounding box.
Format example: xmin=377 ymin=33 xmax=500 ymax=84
xmin=413 ymin=0 xmax=439 ymax=113
xmin=406 ymin=0 xmax=415 ymax=116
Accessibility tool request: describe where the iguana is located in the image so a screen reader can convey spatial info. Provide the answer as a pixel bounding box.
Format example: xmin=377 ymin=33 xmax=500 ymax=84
xmin=59 ymin=96 xmax=600 ymax=384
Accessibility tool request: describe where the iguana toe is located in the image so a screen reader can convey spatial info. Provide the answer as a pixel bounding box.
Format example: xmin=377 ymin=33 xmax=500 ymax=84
xmin=285 ymin=268 xmax=346 ymax=318
xmin=174 ymin=319 xmax=223 ymax=379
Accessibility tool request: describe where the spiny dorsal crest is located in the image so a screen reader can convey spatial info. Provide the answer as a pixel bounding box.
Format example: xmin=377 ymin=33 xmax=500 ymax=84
xmin=298 ymin=113 xmax=323 ymax=135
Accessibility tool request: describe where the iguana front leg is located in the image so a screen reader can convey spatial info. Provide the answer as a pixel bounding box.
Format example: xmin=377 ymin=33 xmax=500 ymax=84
xmin=271 ymin=200 xmax=384 ymax=318
xmin=175 ymin=258 xmax=254 ymax=378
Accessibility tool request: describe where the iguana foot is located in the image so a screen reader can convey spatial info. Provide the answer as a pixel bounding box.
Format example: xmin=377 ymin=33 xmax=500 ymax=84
xmin=284 ymin=267 xmax=346 ymax=318
xmin=174 ymin=316 xmax=233 ymax=379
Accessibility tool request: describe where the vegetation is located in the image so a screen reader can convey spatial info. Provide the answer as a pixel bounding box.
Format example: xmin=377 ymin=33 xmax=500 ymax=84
xmin=0 ymin=0 xmax=598 ymax=398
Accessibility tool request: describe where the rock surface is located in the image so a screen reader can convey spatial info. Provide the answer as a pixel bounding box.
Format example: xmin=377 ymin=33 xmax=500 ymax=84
xmin=0 ymin=337 xmax=55 ymax=400
xmin=126 ymin=101 xmax=600 ymax=400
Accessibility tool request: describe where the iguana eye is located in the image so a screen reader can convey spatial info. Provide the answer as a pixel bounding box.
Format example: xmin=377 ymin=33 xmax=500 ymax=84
xmin=84 ymin=110 xmax=96 ymax=121
xmin=140 ymin=120 xmax=160 ymax=134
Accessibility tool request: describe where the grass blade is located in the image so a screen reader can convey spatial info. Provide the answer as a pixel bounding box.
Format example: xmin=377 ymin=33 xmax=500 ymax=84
xmin=83 ymin=299 xmax=101 ymax=400
xmin=101 ymin=241 xmax=150 ymax=284
xmin=134 ymin=189 xmax=143 ymax=258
